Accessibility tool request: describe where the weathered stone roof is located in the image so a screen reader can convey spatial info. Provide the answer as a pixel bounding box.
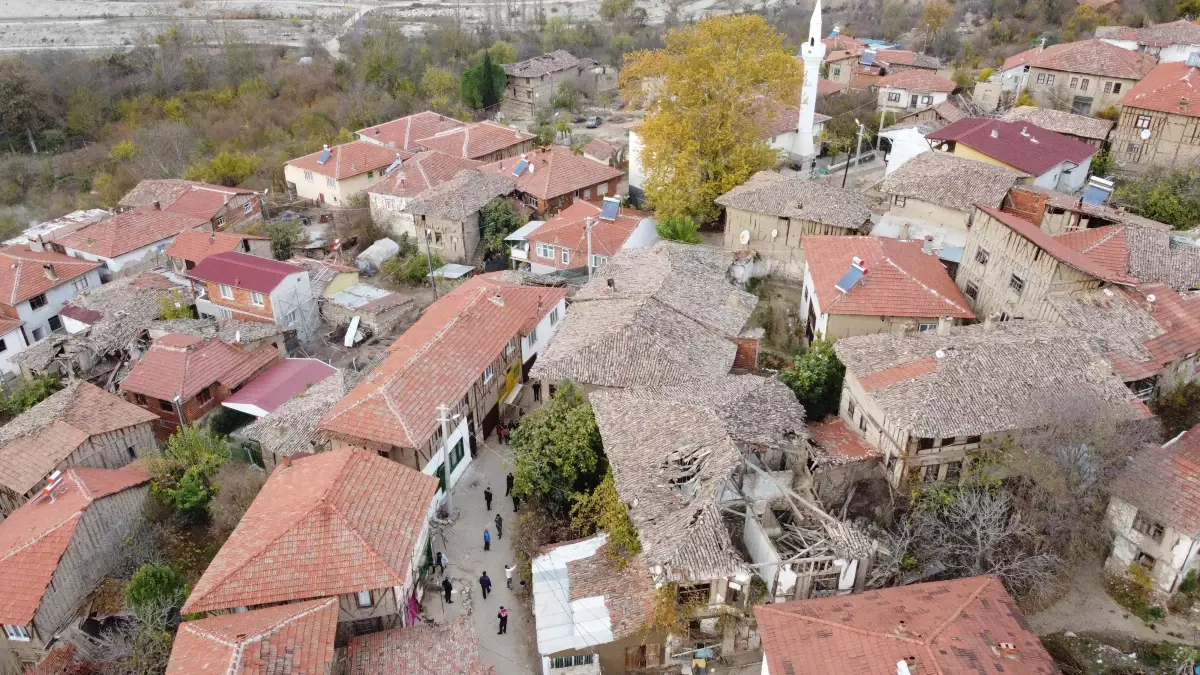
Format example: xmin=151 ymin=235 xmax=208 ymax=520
xmin=404 ymin=170 xmax=515 ymax=221
xmin=715 ymin=171 xmax=873 ymax=231
xmin=1001 ymin=106 xmax=1114 ymax=141
xmin=880 ymin=151 xmax=1027 ymax=213
xmin=241 ymin=372 xmax=347 ymax=459
xmin=503 ymin=50 xmax=584 ymax=78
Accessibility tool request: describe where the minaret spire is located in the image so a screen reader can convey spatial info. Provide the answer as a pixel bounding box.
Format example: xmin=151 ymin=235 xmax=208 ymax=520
xmin=809 ymin=0 xmax=823 ymax=46
xmin=796 ymin=0 xmax=827 ymax=161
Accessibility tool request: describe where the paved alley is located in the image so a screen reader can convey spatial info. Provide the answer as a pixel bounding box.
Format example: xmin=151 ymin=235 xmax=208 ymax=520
xmin=423 ymin=431 xmax=541 ymax=675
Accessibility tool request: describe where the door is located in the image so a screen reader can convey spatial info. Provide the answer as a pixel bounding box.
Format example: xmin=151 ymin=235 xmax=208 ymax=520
xmin=1071 ymin=96 xmax=1093 ymax=115
xmin=318 ymin=193 xmax=325 ymax=204
xmin=910 ymin=94 xmax=919 ymax=108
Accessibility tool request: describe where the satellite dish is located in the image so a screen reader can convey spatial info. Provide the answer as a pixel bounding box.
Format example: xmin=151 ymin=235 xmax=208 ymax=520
xmin=1140 ymin=128 xmax=1152 ymax=140
xmin=771 ymin=229 xmax=779 ymax=239
xmin=739 ymin=230 xmax=751 ymax=246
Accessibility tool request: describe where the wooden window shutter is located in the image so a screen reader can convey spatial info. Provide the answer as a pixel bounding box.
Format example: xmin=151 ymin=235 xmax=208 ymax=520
xmin=625 ymin=647 xmax=641 ymax=668
xmin=645 ymin=643 xmax=663 ymax=666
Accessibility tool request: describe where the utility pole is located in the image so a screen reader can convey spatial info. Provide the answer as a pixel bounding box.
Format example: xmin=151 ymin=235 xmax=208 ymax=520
xmin=585 ymin=217 xmax=595 ymax=282
xmin=260 ymin=188 xmax=271 ymax=223
xmin=438 ymin=403 xmax=453 ymax=512
xmin=424 ymin=229 xmax=439 ymax=300
xmin=876 ymin=91 xmax=889 ymax=151
xmin=842 ymin=119 xmax=865 ymax=189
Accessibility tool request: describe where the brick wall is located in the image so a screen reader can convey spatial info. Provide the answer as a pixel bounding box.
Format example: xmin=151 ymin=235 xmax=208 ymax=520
xmin=1001 ymin=187 xmax=1048 ymax=226
xmin=204 ymin=281 xmax=274 ymax=323
xmin=125 ymin=388 xmax=221 ymax=441
xmin=214 ymin=194 xmax=262 ymax=231
xmin=730 ymin=337 xmax=759 ymax=371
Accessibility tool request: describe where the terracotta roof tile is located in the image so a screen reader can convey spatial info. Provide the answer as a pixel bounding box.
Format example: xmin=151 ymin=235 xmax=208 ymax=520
xmin=167 ymin=598 xmax=338 ymax=674
xmin=365 ymin=151 xmax=483 ymax=199
xmin=0 ymin=381 xmax=157 ymax=496
xmin=1029 ymin=39 xmax=1158 ymax=80
xmin=876 ymin=49 xmax=942 ymax=69
xmin=502 ymin=50 xmax=583 ymax=78
xmin=119 ymin=180 xmax=250 ymax=210
xmin=526 ymin=200 xmax=650 ymax=260
xmin=188 ymin=251 xmax=304 ymax=294
xmin=755 ymin=576 xmax=1060 ymax=675
xmin=165 ymin=230 xmax=269 ymax=266
xmin=182 ymin=449 xmax=438 ymax=613
xmin=120 ymin=335 xmax=278 ymax=401
xmin=582 ymin=138 xmax=615 ymax=162
xmin=817 ymin=77 xmax=843 ymax=96
xmin=356 ymin=111 xmax=466 ymax=152
xmin=803 ymin=236 xmax=974 ymax=319
xmin=287 ymin=141 xmax=407 ymax=180
xmin=808 ymin=416 xmax=878 ymax=463
xmin=319 ymin=275 xmax=565 ymax=448
xmin=164 ymin=189 xmax=239 ymax=221
xmin=876 ymin=69 xmax=957 ymax=93
xmin=0 ymin=246 xmax=101 ymax=305
xmin=403 ymin=169 xmax=516 ymax=221
xmin=978 ymin=205 xmax=1138 ymax=284
xmin=416 ymin=121 xmax=534 ymax=160
xmin=345 ymin=616 xmax=486 ymax=674
xmin=0 ymin=465 xmax=150 ymax=625
xmin=1120 ymin=62 xmax=1200 ymax=118
xmin=57 ymin=207 xmax=209 ymax=259
xmin=481 ymin=145 xmax=623 ymax=201
xmin=1002 ymin=46 xmax=1041 ymax=72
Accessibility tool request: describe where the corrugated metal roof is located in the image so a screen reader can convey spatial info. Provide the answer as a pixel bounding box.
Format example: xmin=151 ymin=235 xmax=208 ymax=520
xmin=531 ymin=534 xmax=614 ymax=656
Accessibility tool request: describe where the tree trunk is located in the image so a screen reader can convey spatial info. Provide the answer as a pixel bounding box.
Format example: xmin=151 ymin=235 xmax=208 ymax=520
xmin=26 ymin=127 xmax=37 ymax=154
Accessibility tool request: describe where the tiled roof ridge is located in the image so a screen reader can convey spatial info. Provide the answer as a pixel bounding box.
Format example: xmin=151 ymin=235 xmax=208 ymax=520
xmin=826 ymin=247 xmax=972 ymax=316
xmin=1071 ymin=225 xmax=1127 ymax=255
xmin=8 ymin=257 xmax=20 ymax=304
xmin=925 ymin=576 xmax=993 ymax=642
xmin=184 ymin=597 xmax=337 ymax=668
xmin=0 ymin=471 xmax=90 ymax=565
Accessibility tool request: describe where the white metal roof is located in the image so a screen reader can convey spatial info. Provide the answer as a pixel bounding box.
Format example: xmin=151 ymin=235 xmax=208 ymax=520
xmin=505 ymin=220 xmax=545 ymax=242
xmin=328 ymin=283 xmax=394 ymax=309
xmin=531 ymin=534 xmax=614 ymax=656
xmin=429 ymin=263 xmax=476 ymax=279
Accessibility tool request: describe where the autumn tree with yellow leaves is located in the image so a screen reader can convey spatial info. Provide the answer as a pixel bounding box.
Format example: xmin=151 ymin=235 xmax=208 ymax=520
xmin=621 ymin=15 xmax=802 ymax=223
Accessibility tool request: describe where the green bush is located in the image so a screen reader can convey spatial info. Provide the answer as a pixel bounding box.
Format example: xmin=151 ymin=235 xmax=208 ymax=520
xmin=126 ymin=563 xmax=188 ymax=614
xmin=1179 ymin=569 xmax=1198 ymax=595
xmin=780 ymin=339 xmax=845 ymax=421
xmin=1 ymin=374 xmax=62 ymax=419
xmin=381 ymin=252 xmax=445 ymax=284
xmin=144 ymin=426 xmax=230 ymax=519
xmin=655 ymin=215 xmax=701 ymax=244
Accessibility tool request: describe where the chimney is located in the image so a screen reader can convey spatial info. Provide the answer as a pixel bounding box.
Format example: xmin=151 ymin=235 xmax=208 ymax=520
xmin=990 ymin=129 xmax=998 ymax=139
xmin=922 ymin=235 xmax=934 ymax=254
xmin=282 ymin=455 xmax=292 ymax=468
xmin=42 ymin=263 xmax=57 ymax=281
xmin=209 ymin=231 xmax=216 ymax=245
xmin=984 ymin=312 xmax=999 ymax=332
xmin=29 ymin=235 xmax=44 ymax=253
xmin=153 ymin=200 xmax=161 ymax=210
xmin=1020 ymin=126 xmax=1028 ymax=136
xmin=937 ymin=315 xmax=953 ymax=336
xmin=606 ymin=278 xmax=616 ymax=292
xmin=374 ymin=127 xmax=380 ymax=135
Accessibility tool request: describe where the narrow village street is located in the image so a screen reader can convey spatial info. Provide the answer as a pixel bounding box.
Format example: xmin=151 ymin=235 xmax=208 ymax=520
xmin=423 ymin=430 xmax=541 ymax=675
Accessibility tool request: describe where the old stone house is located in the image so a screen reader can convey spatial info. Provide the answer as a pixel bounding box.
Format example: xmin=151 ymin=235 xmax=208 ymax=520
xmin=366 ymin=151 xmax=483 ymax=240
xmin=874 ymin=70 xmax=956 ymax=112
xmin=716 ymin=171 xmax=873 ymax=281
xmin=180 ymin=449 xmax=438 ymax=646
xmin=120 ymin=334 xmax=280 ymax=441
xmin=404 ymin=170 xmax=516 ymax=263
xmin=1023 ymin=40 xmax=1158 ymax=115
xmin=415 ymin=121 xmax=535 ymax=163
xmin=1113 ymin=61 xmax=1200 ymax=172
xmin=821 ymin=34 xmax=867 ymax=88
xmin=501 ymin=50 xmax=619 ymax=120
xmin=1106 ymin=422 xmax=1200 ymax=595
xmin=0 ymin=464 xmax=151 ymax=669
xmin=832 ymin=320 xmax=1142 ymax=488
xmin=117 ymin=179 xmax=262 ymax=231
xmin=319 ymin=275 xmax=567 ymax=493
xmin=480 ymin=145 xmax=625 ymax=217
xmin=0 ymin=381 xmax=156 ymax=519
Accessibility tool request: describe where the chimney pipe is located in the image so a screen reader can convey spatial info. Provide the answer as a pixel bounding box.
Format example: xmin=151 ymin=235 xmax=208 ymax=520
xmin=209 ymin=231 xmax=216 ymax=245
xmin=42 ymin=263 xmax=57 ymax=281
xmin=29 ymin=236 xmax=44 ymax=253
xmin=282 ymin=455 xmax=292 ymax=468
xmin=937 ymin=315 xmax=953 ymax=336
xmin=153 ymin=200 xmax=161 ymax=210
xmin=984 ymin=313 xmax=998 ymax=332
xmin=922 ymin=235 xmax=934 ymax=254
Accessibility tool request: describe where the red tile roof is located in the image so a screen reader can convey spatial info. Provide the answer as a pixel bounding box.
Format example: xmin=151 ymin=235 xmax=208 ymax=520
xmin=807 ymin=416 xmax=877 ymax=461
xmin=223 ymin=358 xmax=338 ymax=416
xmin=1120 ymin=62 xmax=1200 ymax=118
xmin=120 ymin=335 xmax=279 ymax=401
xmin=287 ymin=141 xmax=407 ymax=180
xmin=876 ymin=69 xmax=957 ymax=93
xmin=0 ymin=464 xmax=150 ymax=625
xmin=320 ymin=274 xmax=566 ymax=448
xmin=582 ymin=138 xmax=615 ymax=162
xmin=977 ymin=205 xmax=1138 ymax=284
xmin=24 ymin=643 xmax=90 ymax=675
xmin=167 ymin=598 xmax=338 ymax=675
xmin=0 ymin=316 xmax=22 ymax=335
xmin=526 ymin=200 xmax=650 ymax=262
xmin=345 ymin=616 xmax=486 ymax=675
xmin=0 ymin=246 xmax=101 ymax=306
xmin=182 ymin=449 xmax=438 ymax=613
xmin=857 ymin=356 xmax=938 ymax=392
xmin=753 ymin=97 xmax=832 ymax=139
xmin=928 ymin=118 xmax=1097 ymax=176
xmin=817 ymin=77 xmax=843 ymax=97
xmin=119 ymin=180 xmax=250 ymax=210
xmin=755 ymin=576 xmax=1059 ymax=675
xmin=1054 ymin=225 xmax=1136 ymax=281
xmin=1111 ymin=422 xmax=1200 ymax=534
xmin=164 ymin=188 xmax=243 ymax=221
xmin=1095 ymin=284 xmax=1200 ymax=381
xmin=57 ymin=207 xmax=209 ymax=259
xmin=822 ymin=35 xmax=867 ymax=56
xmin=1002 ymin=46 xmax=1041 ymax=72
xmin=188 ymin=251 xmax=304 ymax=294
xmin=416 ymin=121 xmax=534 ymax=159
xmin=876 ymin=49 xmax=941 ymax=69
xmin=802 ymin=236 xmax=974 ymax=319
xmin=165 ymin=230 xmax=269 ymax=266
xmin=365 ymin=151 xmax=483 ymax=199
xmin=1028 ymin=39 xmax=1158 ymax=80
xmin=481 ymin=146 xmax=624 ymax=201
xmin=356 ymin=111 xmax=466 ymax=151
xmin=0 ymin=381 xmax=158 ymax=496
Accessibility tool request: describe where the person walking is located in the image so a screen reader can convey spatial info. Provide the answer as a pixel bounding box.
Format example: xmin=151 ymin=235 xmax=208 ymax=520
xmin=497 ymin=606 xmax=509 ymax=635
xmin=483 ymin=528 xmax=491 ymax=552
xmin=504 ymin=564 xmax=515 ymax=590
xmin=442 ymin=577 xmax=454 ymax=604
xmin=498 ymin=423 xmax=508 ymax=445
xmin=505 ymin=472 xmax=514 ymax=496
xmin=512 ymin=494 xmax=520 ymax=511
xmin=479 ymin=571 xmax=492 ymax=600
xmin=433 ymin=552 xmax=446 ymax=577
xmin=484 ymin=486 xmax=493 ymax=511
xmin=494 ymin=513 xmax=503 ymax=539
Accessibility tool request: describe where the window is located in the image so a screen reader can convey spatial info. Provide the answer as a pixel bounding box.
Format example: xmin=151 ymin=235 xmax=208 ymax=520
xmin=356 ymin=590 xmax=373 ymax=608
xmin=304 ymin=170 xmax=313 ymax=182
xmin=677 ymin=583 xmax=709 ymax=605
xmin=847 ymin=399 xmax=856 ymax=418
xmin=159 ymin=399 xmax=174 ymax=412
xmin=215 ymin=215 xmax=225 ymax=227
xmin=944 ymin=461 xmax=963 ymax=481
xmin=966 ymin=435 xmax=982 ymax=444
xmin=887 ymin=455 xmax=898 ymax=473
xmin=1135 ymin=551 xmax=1157 ymax=569
xmin=1127 ymin=142 xmax=1143 ymax=154
xmin=0 ymin=338 xmax=6 ymax=353
xmin=1104 ymin=81 xmax=1113 ymax=93
xmin=134 ymin=393 xmax=147 ymax=406
xmin=550 ymin=308 xmax=559 ymax=326
xmin=196 ymin=387 xmax=212 ymax=405
xmin=975 ymin=248 xmax=990 ymax=265
xmin=73 ymin=276 xmax=90 ymax=291
xmin=1070 ymin=77 xmax=1079 ymax=89
xmin=1036 ymin=73 xmax=1046 ymax=84
xmin=597 ymin=182 xmax=608 ymax=196
xmin=527 ymin=326 xmax=537 ymax=345
xmin=887 ymin=91 xmax=902 ymax=103
xmin=219 ymin=284 xmax=233 ymax=299
xmin=1135 ymin=115 xmax=1152 ymax=129
xmin=250 ymin=291 xmax=264 ymax=306
xmin=1080 ymin=78 xmax=1089 ymax=91
xmin=1009 ymin=274 xmax=1025 ymax=294
xmin=921 ymin=95 xmax=933 ymax=105
xmin=243 ymin=201 xmax=253 ymax=214
xmin=859 ymin=415 xmax=867 ymax=432
xmin=367 ymin=171 xmax=374 ymax=180
xmin=918 ymin=323 xmax=937 ymax=333
xmin=583 ymin=188 xmax=591 ymax=199
xmin=918 ymin=437 xmax=936 ymax=450
xmin=893 ymin=195 xmax=906 ymax=207
xmin=536 ymin=243 xmax=554 ymax=259
xmin=47 ymin=315 xmax=62 ymax=333
xmin=29 ymin=293 xmax=47 ymax=310
xmin=1132 ymin=512 xmax=1165 ymax=543
xmin=326 ymin=177 xmax=335 ymax=188
xmin=1046 ymin=74 xmax=1055 ymax=85
xmin=1112 ymin=82 xmax=1122 ymax=94
xmin=483 ymin=364 xmax=494 ymax=384
xmin=551 ymin=655 xmax=595 ymax=669
xmin=561 ymin=248 xmax=570 ymax=264
xmin=448 ymin=437 xmax=466 ymax=472
xmin=964 ymin=282 xmax=979 ymax=301
xmin=590 ymin=254 xmax=608 ymax=269
xmin=833 ymin=67 xmax=842 ymax=76
xmin=284 ymin=310 xmax=297 ymax=324
xmin=4 ymin=624 xmax=30 ymax=641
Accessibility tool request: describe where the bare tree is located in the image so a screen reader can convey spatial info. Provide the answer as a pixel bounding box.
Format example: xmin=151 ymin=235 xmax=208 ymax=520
xmin=95 ymin=598 xmax=177 ymax=675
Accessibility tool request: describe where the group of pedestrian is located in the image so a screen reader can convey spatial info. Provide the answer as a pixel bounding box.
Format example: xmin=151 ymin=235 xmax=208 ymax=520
xmin=497 ymin=422 xmax=511 ymax=445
